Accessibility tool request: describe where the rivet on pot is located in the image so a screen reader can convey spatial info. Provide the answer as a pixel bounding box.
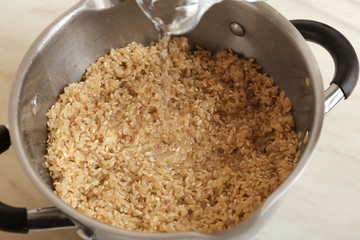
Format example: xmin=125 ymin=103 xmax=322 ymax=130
xmin=229 ymin=22 xmax=245 ymax=37
xmin=76 ymin=228 xmax=95 ymax=240
xmin=31 ymin=94 xmax=42 ymax=115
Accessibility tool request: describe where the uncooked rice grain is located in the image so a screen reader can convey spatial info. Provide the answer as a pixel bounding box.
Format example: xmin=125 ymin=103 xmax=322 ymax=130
xmin=45 ymin=37 xmax=299 ymax=233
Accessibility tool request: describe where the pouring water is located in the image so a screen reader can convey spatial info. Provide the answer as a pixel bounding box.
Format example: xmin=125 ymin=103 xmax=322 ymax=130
xmin=136 ymin=0 xmax=262 ymax=37
xmin=135 ymin=0 xmax=262 ymax=146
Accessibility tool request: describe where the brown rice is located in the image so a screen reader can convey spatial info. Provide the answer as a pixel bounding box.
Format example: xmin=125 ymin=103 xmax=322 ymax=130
xmin=45 ymin=37 xmax=299 ymax=233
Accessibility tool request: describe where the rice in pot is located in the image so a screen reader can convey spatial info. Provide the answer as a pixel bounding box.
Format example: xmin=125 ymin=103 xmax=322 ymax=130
xmin=45 ymin=37 xmax=299 ymax=233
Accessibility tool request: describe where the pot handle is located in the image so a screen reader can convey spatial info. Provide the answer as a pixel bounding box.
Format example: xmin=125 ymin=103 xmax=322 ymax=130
xmin=0 ymin=125 xmax=76 ymax=233
xmin=291 ymin=20 xmax=359 ymax=115
xmin=0 ymin=202 xmax=76 ymax=233
xmin=0 ymin=125 xmax=10 ymax=154
xmin=0 ymin=124 xmax=27 ymax=233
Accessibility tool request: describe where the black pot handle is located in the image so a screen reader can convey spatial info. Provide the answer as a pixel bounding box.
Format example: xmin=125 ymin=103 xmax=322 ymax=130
xmin=0 ymin=125 xmax=29 ymax=233
xmin=0 ymin=125 xmax=75 ymax=233
xmin=0 ymin=202 xmax=76 ymax=233
xmin=0 ymin=124 xmax=26 ymax=233
xmin=0 ymin=202 xmax=28 ymax=233
xmin=291 ymin=19 xmax=359 ymax=99
xmin=0 ymin=125 xmax=10 ymax=155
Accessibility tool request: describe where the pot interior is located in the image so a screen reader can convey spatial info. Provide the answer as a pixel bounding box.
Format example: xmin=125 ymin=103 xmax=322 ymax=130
xmin=11 ymin=0 xmax=323 ymax=238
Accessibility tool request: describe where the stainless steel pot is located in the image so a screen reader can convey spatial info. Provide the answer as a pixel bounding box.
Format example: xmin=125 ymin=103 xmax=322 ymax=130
xmin=0 ymin=0 xmax=358 ymax=239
